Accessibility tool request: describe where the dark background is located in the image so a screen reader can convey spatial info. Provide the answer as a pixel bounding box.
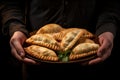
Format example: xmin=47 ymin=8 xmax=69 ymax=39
xmin=0 ymin=0 xmax=120 ymax=80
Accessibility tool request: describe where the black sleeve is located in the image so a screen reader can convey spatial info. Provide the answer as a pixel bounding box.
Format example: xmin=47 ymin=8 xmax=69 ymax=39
xmin=1 ymin=0 xmax=28 ymax=37
xmin=95 ymin=0 xmax=120 ymax=37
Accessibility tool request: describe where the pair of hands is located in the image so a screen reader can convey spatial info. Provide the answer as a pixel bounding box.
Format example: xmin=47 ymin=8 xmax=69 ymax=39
xmin=10 ymin=31 xmax=114 ymax=65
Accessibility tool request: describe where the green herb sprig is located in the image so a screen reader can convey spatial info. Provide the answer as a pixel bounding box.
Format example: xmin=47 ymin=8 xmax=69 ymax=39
xmin=57 ymin=50 xmax=71 ymax=62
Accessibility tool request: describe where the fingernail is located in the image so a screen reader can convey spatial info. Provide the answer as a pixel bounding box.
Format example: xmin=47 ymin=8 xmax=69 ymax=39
xmin=18 ymin=51 xmax=25 ymax=58
xmin=20 ymin=52 xmax=25 ymax=58
xmin=98 ymin=52 xmax=102 ymax=57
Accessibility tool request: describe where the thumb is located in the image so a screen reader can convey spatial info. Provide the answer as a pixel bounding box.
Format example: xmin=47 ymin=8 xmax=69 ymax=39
xmin=12 ymin=40 xmax=25 ymax=58
xmin=97 ymin=37 xmax=106 ymax=57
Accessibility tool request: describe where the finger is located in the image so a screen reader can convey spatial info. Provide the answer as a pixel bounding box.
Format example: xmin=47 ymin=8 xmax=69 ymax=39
xmin=97 ymin=38 xmax=108 ymax=57
xmin=10 ymin=44 xmax=23 ymax=61
xmin=88 ymin=49 xmax=111 ymax=65
xmin=11 ymin=39 xmax=25 ymax=58
xmin=23 ymin=58 xmax=40 ymax=65
xmin=88 ymin=57 xmax=103 ymax=65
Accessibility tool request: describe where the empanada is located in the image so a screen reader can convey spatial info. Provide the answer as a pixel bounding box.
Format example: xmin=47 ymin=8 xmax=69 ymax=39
xmin=80 ymin=29 xmax=94 ymax=38
xmin=53 ymin=28 xmax=81 ymax=41
xmin=61 ymin=29 xmax=84 ymax=51
xmin=69 ymin=43 xmax=100 ymax=60
xmin=36 ymin=23 xmax=64 ymax=34
xmin=24 ymin=45 xmax=58 ymax=61
xmin=25 ymin=34 xmax=60 ymax=50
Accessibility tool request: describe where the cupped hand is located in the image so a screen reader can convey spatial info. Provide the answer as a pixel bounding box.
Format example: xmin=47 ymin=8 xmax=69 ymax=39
xmin=10 ymin=31 xmax=40 ymax=65
xmin=88 ymin=32 xmax=114 ymax=65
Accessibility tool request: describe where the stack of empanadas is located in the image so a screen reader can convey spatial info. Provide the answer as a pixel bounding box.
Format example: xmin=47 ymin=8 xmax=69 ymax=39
xmin=24 ymin=23 xmax=100 ymax=62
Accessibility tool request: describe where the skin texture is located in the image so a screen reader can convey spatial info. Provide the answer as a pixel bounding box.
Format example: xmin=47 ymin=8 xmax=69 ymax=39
xmin=10 ymin=31 xmax=114 ymax=65
xmin=89 ymin=32 xmax=114 ymax=65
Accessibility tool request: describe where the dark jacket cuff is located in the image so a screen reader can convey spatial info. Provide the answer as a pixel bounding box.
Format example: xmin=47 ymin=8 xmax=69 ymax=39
xmin=95 ymin=23 xmax=117 ymax=37
xmin=2 ymin=20 xmax=28 ymax=37
xmin=9 ymin=22 xmax=28 ymax=37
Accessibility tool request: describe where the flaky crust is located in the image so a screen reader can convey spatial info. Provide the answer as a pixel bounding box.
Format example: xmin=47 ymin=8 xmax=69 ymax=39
xmin=36 ymin=23 xmax=64 ymax=34
xmin=69 ymin=50 xmax=97 ymax=60
xmin=61 ymin=29 xmax=85 ymax=51
xmin=24 ymin=45 xmax=59 ymax=61
xmin=69 ymin=43 xmax=100 ymax=60
xmin=25 ymin=34 xmax=60 ymax=50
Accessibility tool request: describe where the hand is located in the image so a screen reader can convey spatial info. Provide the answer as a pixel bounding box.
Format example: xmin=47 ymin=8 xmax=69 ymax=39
xmin=88 ymin=32 xmax=114 ymax=65
xmin=10 ymin=31 xmax=39 ymax=65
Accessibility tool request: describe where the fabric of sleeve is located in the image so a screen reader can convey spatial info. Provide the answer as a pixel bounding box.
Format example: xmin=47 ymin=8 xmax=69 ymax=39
xmin=95 ymin=1 xmax=120 ymax=37
xmin=1 ymin=0 xmax=28 ymax=37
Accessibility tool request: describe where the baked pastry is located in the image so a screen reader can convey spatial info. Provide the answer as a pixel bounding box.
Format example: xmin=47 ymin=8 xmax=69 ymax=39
xmin=60 ymin=29 xmax=84 ymax=51
xmin=36 ymin=23 xmax=64 ymax=34
xmin=24 ymin=24 xmax=100 ymax=63
xmin=69 ymin=43 xmax=100 ymax=60
xmin=25 ymin=34 xmax=60 ymax=50
xmin=80 ymin=29 xmax=94 ymax=38
xmin=53 ymin=28 xmax=81 ymax=41
xmin=76 ymin=38 xmax=95 ymax=44
xmin=24 ymin=45 xmax=59 ymax=61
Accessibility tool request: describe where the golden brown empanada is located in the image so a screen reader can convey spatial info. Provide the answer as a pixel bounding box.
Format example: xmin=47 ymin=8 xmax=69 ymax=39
xmin=61 ymin=29 xmax=84 ymax=51
xmin=36 ymin=23 xmax=64 ymax=34
xmin=53 ymin=28 xmax=80 ymax=41
xmin=25 ymin=34 xmax=60 ymax=50
xmin=77 ymin=38 xmax=95 ymax=44
xmin=69 ymin=43 xmax=100 ymax=60
xmin=80 ymin=29 xmax=94 ymax=38
xmin=24 ymin=45 xmax=59 ymax=61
